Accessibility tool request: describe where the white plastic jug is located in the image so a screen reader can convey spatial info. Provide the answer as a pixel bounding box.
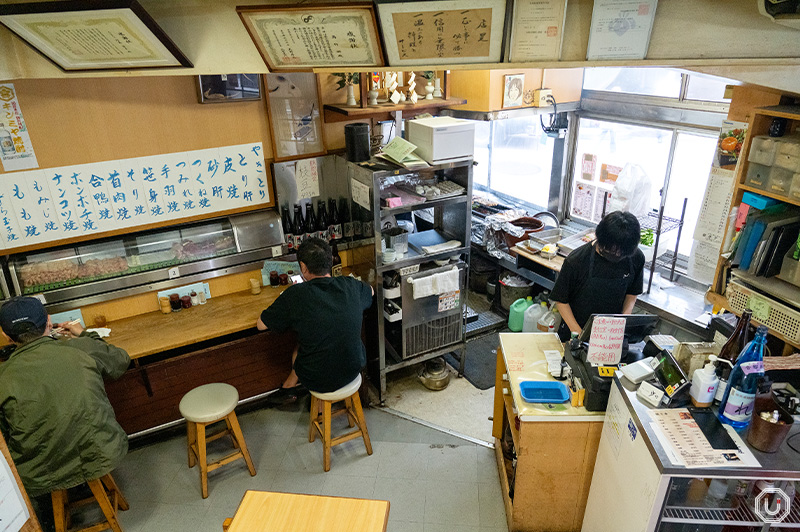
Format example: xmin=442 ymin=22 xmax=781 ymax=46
xmin=522 ymin=302 xmax=547 ymax=332
xmin=537 ymin=308 xmax=555 ymax=332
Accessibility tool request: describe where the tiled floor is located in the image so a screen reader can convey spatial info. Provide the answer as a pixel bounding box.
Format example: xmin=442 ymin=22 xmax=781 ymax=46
xmin=108 ymin=401 xmax=508 ymax=532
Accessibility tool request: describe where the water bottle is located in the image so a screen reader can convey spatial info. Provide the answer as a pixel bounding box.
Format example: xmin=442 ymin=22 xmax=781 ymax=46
xmin=718 ymin=325 xmax=767 ymax=429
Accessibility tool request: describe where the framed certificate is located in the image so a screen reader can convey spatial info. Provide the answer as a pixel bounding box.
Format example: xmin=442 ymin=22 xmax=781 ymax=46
xmin=375 ymin=0 xmax=508 ymax=66
xmin=264 ymin=73 xmax=327 ymax=162
xmin=0 ymin=1 xmax=192 ymax=71
xmin=237 ymin=3 xmax=384 ymax=71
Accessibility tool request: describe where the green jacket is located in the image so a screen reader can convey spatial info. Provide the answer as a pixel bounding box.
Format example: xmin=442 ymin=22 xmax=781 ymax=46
xmin=0 ymin=332 xmax=130 ymax=497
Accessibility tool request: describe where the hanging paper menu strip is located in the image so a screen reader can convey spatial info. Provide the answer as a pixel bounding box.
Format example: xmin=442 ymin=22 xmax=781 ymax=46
xmin=0 ymin=143 xmax=269 ymax=252
xmin=587 ymin=316 xmax=626 ymax=366
xmin=295 ymin=158 xmax=319 ymax=200
xmin=0 ymin=83 xmax=39 ymax=172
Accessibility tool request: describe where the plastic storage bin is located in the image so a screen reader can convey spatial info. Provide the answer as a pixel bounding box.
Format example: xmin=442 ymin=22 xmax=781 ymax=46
xmin=748 ymin=135 xmax=780 ymax=166
xmin=774 ymin=137 xmax=800 ymax=172
xmin=767 ymin=166 xmax=792 ymax=197
xmin=745 ymin=163 xmax=770 ymax=190
xmin=519 ymin=381 xmax=570 ymax=403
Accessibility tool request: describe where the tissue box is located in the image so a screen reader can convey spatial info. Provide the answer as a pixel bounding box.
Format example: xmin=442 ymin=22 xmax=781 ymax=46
xmin=406 ymin=116 xmax=475 ymax=164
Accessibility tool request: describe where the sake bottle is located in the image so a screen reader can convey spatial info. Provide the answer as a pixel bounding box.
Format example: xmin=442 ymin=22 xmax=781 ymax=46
xmin=718 ymin=325 xmax=767 ymax=429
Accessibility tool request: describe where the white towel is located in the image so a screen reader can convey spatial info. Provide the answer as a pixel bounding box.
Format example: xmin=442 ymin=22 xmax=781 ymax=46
xmin=421 ymin=240 xmax=461 ymax=255
xmin=86 ymin=327 xmax=111 ymax=338
xmin=409 ymin=275 xmax=436 ymax=299
xmin=433 ymin=267 xmax=459 ymax=294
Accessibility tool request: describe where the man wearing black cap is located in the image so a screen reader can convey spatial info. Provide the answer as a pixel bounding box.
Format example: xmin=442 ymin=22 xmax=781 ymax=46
xmin=0 ymin=296 xmax=130 ymax=526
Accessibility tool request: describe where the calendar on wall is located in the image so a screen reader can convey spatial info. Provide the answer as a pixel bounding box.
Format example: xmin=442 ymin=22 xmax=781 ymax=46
xmin=0 ymin=143 xmax=269 ymax=252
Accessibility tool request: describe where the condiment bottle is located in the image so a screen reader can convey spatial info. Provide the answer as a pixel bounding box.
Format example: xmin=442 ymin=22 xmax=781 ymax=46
xmin=198 ymin=291 xmax=207 ymax=305
xmin=159 ymin=297 xmax=172 ymax=314
xmin=169 ymin=293 xmax=181 ymax=312
xmin=190 ymin=291 xmax=199 ymax=306
xmin=715 ymin=310 xmax=751 ymax=404
xmin=180 ymin=295 xmax=192 ymax=309
xmin=279 ymin=273 xmax=289 ymax=285
xmin=269 ymin=271 xmax=279 ymax=287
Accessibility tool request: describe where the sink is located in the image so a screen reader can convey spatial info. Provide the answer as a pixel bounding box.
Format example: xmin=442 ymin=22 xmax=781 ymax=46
xmin=526 ymin=228 xmax=563 ymax=251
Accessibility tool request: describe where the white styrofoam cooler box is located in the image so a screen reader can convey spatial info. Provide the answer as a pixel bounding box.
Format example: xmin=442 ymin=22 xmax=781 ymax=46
xmin=406 ymin=116 xmax=475 ymax=164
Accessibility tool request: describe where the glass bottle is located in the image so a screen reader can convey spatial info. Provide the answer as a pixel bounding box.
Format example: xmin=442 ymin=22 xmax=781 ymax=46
xmin=305 ymin=202 xmax=317 ymax=241
xmin=317 ymin=200 xmax=329 ymax=241
xmin=718 ymin=325 xmax=767 ymax=429
xmin=331 ymin=241 xmax=343 ymax=277
xmin=328 ymin=198 xmax=342 ymax=241
xmin=292 ymin=204 xmax=305 ymax=247
xmin=352 ymin=201 xmax=363 ymax=239
xmin=282 ymin=204 xmax=294 ymax=251
xmin=714 ymin=310 xmax=751 ymax=404
xmin=0 ymin=123 xmax=14 ymax=156
xmin=340 ymin=198 xmax=354 ymax=239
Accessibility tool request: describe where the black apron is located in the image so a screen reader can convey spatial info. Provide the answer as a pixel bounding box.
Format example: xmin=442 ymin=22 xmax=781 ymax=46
xmin=557 ymin=244 xmax=634 ymax=341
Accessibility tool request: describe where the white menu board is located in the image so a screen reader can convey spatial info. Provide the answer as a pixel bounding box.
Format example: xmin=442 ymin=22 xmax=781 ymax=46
xmin=0 ymin=143 xmax=268 ymax=251
xmin=586 ymin=0 xmax=658 ymax=60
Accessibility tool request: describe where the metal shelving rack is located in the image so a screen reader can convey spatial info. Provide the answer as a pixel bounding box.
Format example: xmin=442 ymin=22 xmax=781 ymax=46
xmin=661 ymin=496 xmax=800 ymax=528
xmin=641 ymin=198 xmax=687 ymax=294
xmin=337 ymin=156 xmax=473 ymax=402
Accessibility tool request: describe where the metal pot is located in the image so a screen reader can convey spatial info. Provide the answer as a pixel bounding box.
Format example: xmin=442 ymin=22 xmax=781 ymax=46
xmin=418 ymin=357 xmax=451 ymax=391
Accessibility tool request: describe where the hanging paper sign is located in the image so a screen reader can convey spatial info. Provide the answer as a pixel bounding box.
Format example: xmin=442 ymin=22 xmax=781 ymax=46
xmin=587 ymin=316 xmax=626 ymax=366
xmin=0 ymin=83 xmax=38 ymax=172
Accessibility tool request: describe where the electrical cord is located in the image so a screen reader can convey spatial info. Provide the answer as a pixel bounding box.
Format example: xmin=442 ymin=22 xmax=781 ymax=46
xmin=787 ymin=431 xmax=800 ymax=454
xmin=540 ymin=94 xmax=562 ymax=137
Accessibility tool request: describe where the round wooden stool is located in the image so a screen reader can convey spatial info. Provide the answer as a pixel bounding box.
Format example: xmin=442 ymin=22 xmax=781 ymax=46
xmin=308 ymin=374 xmax=373 ymax=472
xmin=50 ymin=473 xmax=128 ymax=532
xmin=179 ymin=383 xmax=256 ymax=498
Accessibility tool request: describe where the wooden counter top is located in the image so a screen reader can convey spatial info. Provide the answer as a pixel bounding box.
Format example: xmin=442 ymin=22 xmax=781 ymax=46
xmin=513 ymin=243 xmax=564 ymax=273
xmin=106 ymin=285 xmax=289 ymax=360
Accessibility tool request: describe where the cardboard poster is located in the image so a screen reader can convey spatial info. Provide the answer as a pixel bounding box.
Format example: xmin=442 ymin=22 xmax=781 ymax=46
xmin=587 ymin=316 xmax=626 ymax=366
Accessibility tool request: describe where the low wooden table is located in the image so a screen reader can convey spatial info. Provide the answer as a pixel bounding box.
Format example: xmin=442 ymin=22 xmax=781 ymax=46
xmin=226 ymin=491 xmax=390 ymax=532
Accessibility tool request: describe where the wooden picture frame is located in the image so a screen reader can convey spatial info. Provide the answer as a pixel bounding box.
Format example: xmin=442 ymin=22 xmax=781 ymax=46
xmin=374 ymin=0 xmax=508 ymax=66
xmin=237 ymin=3 xmax=384 ymax=72
xmin=197 ymin=74 xmax=262 ymax=104
xmin=264 ymin=73 xmax=326 ymax=162
xmin=0 ymin=0 xmax=192 ymax=71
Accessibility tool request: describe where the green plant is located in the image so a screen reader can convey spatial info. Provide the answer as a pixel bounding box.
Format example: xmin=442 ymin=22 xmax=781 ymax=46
xmin=332 ymin=72 xmax=360 ymax=90
xmin=640 ymin=228 xmax=655 ymax=247
xmin=422 ymin=70 xmax=435 ymax=81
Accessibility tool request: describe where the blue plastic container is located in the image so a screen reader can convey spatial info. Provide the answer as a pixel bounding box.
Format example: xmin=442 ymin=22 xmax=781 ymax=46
xmin=519 ymin=381 xmax=570 ymax=404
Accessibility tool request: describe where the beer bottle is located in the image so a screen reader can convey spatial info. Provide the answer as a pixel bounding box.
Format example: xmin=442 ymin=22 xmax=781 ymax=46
xmin=331 ymin=241 xmax=343 ymax=277
xmin=292 ymin=204 xmax=305 ymax=247
xmin=281 ymin=204 xmax=294 ymax=251
xmin=317 ymin=200 xmax=329 ymax=241
xmin=328 ymin=198 xmax=342 ymax=241
xmin=352 ymin=201 xmax=363 ymax=239
xmin=305 ymin=202 xmax=317 ymax=241
xmin=714 ymin=309 xmax=752 ymax=404
xmin=340 ymin=198 xmax=354 ymax=239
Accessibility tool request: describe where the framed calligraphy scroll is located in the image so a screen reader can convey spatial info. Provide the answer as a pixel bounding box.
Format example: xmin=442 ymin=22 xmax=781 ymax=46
xmin=374 ymin=0 xmax=508 ymax=66
xmin=0 ymin=1 xmax=192 ymax=71
xmin=264 ymin=73 xmax=326 ymax=162
xmin=237 ymin=3 xmax=384 ymax=71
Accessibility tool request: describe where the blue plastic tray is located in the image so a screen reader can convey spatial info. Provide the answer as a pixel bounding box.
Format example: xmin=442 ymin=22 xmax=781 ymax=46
xmin=519 ymin=381 xmax=570 ymax=404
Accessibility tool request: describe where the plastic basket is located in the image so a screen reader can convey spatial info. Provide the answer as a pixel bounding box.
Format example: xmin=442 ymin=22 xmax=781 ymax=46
xmin=726 ymin=280 xmax=800 ymax=343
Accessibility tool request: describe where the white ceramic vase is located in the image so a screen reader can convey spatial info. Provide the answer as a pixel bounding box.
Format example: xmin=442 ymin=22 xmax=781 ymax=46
xmin=345 ymin=84 xmax=357 ymax=106
xmin=433 ymin=78 xmax=442 ymax=98
xmin=368 ymin=89 xmax=379 ymax=105
xmin=425 ymin=82 xmax=434 ymax=100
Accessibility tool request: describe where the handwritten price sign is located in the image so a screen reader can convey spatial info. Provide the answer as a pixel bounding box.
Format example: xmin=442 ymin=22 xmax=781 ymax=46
xmin=587 ymin=316 xmax=626 ymax=366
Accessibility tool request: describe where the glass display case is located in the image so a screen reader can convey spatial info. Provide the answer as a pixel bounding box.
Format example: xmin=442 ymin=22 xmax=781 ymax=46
xmin=6 ymin=210 xmax=284 ymax=309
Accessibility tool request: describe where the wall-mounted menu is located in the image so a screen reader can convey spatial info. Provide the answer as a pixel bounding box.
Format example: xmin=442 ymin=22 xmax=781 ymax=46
xmin=0 ymin=143 xmax=268 ymax=252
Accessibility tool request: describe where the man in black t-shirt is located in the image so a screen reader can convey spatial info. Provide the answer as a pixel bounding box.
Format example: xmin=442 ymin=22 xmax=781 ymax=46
xmin=257 ymin=238 xmax=374 ymax=404
xmin=551 ymin=211 xmax=644 ymax=341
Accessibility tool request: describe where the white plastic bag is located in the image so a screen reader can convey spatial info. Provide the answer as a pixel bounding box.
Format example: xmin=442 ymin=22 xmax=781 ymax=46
xmin=608 ymin=163 xmax=652 ymax=218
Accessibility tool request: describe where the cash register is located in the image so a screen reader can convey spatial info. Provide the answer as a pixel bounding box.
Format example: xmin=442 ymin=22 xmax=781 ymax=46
xmin=564 ymin=314 xmax=659 ymax=411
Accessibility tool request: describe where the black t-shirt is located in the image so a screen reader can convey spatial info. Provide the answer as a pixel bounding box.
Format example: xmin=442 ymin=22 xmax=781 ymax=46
xmin=550 ymin=242 xmax=645 ymax=326
xmin=260 ymin=276 xmax=373 ymax=393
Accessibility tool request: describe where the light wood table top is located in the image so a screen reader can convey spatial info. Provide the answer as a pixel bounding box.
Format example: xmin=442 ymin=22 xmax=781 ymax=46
xmin=227 ymin=491 xmax=390 ymax=532
xmin=513 ymin=243 xmax=564 ymax=273
xmin=106 ymin=286 xmax=289 ymax=360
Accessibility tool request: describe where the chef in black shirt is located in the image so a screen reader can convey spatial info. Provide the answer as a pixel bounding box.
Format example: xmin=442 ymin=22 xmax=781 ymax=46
xmin=550 ymin=211 xmax=645 ymax=341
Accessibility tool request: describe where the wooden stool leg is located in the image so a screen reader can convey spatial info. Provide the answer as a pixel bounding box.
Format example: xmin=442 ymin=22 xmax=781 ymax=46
xmin=197 ymin=422 xmax=209 ymax=499
xmin=345 ymin=397 xmax=356 ymax=428
xmin=351 ymin=392 xmax=373 ymax=456
xmin=88 ymin=478 xmax=124 ymax=532
xmin=227 ymin=413 xmax=256 ymax=477
xmin=187 ymin=420 xmax=197 ymax=468
xmin=225 ymin=416 xmax=240 ymax=449
xmin=323 ymin=400 xmax=332 ymax=472
xmin=51 ymin=490 xmax=68 ymax=532
xmin=308 ymin=395 xmax=318 ymax=443
xmin=100 ymin=473 xmax=129 ymax=511
xmin=222 ymin=517 xmax=233 ymax=531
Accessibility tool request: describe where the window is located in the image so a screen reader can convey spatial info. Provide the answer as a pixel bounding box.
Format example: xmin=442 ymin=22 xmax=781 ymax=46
xmin=583 ymin=67 xmax=682 ymax=98
xmin=570 ymin=118 xmax=672 ymax=223
xmin=684 ymin=72 xmax=736 ymax=102
xmin=473 ymin=115 xmax=556 ymax=209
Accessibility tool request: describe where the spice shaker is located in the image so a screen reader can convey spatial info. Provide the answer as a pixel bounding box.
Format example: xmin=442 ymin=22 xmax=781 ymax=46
xmin=159 ymin=297 xmax=171 ymax=314
xmin=180 ymin=295 xmax=192 ymax=308
xmin=198 ymin=291 xmax=207 ymax=304
xmin=250 ymin=278 xmax=262 ymax=295
xmin=190 ymin=291 xmax=199 ymax=306
xmin=169 ymin=293 xmax=181 ymax=312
